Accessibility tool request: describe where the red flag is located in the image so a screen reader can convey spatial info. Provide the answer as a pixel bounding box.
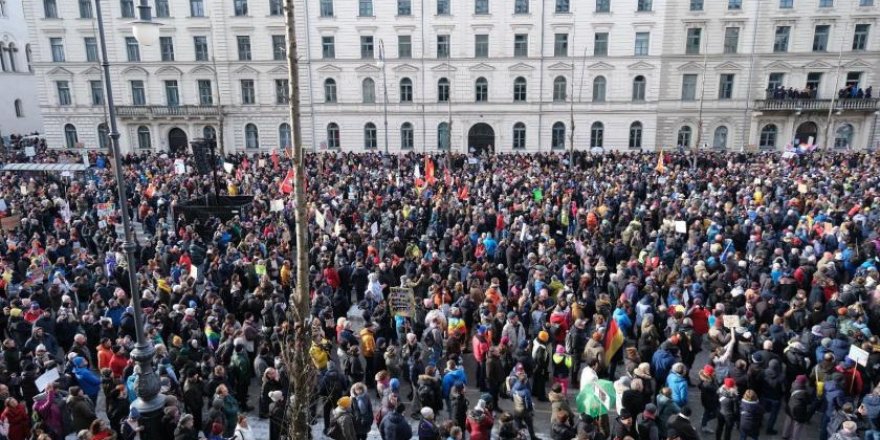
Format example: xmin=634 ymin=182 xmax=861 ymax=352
xmin=241 ymin=157 xmax=250 ymax=170
xmin=443 ymin=169 xmax=452 ymax=187
xmin=603 ymin=317 xmax=624 ymax=366
xmin=457 ymin=185 xmax=469 ymax=200
xmin=280 ymin=169 xmax=294 ymax=194
xmin=144 ymin=184 xmax=155 ymax=199
xmin=271 ymin=149 xmax=280 ymax=170
xmin=425 ymin=157 xmax=436 ymax=186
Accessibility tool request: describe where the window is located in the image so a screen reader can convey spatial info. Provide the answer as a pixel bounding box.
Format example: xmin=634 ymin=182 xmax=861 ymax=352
xmin=401 ymin=123 xmax=414 ymax=149
xmin=768 ymin=73 xmax=785 ymax=91
xmin=554 ymin=34 xmax=569 ymax=57
xmin=513 ymin=77 xmax=527 ymax=102
xmin=553 ymin=76 xmax=567 ymax=102
xmin=50 ymin=38 xmax=64 ymax=62
xmin=552 ymin=122 xmax=565 ymax=149
xmin=198 ymin=80 xmax=213 ymax=105
xmin=779 ymin=0 xmax=793 ymax=6
xmin=834 ymin=124 xmax=853 ymax=149
xmin=359 ymin=0 xmax=373 ymax=16
xmin=632 ymin=75 xmax=646 ymax=101
xmin=438 ymin=78 xmax=450 ymax=102
xmin=1 ymin=44 xmax=7 ymax=71
xmin=634 ymin=32 xmax=649 ymax=56
xmin=515 ymin=0 xmax=529 ymax=13
xmin=861 ymin=0 xmax=873 ymax=5
xmin=806 ymin=72 xmax=822 ymax=95
xmin=14 ymin=99 xmax=23 ymax=117
xmin=590 ymin=122 xmax=604 ymax=148
xmin=98 ymin=123 xmax=110 ymax=149
xmin=759 ymin=124 xmax=777 ymax=149
xmin=774 ymin=26 xmax=790 ymax=53
xmin=437 ymin=0 xmax=450 ymax=14
xmin=85 ymin=37 xmax=98 ymax=62
xmin=272 ymin=35 xmax=286 ymax=60
xmin=556 ymin=0 xmax=569 ymax=12
xmin=853 ymin=24 xmax=870 ymax=51
xmin=26 ymin=44 xmax=33 ymax=72
xmin=322 ymin=36 xmax=335 ymax=59
xmin=234 ymin=0 xmax=248 ymax=15
xmin=475 ymin=0 xmax=489 ymax=13
xmin=320 ymin=0 xmax=333 ymax=16
xmin=846 ymin=72 xmax=862 ymax=89
xmin=681 ymin=74 xmax=697 ymax=101
xmin=6 ymin=44 xmax=16 ymax=72
xmin=79 ymin=0 xmax=92 ymax=18
xmin=191 ymin=0 xmax=205 ymax=16
xmin=245 ymin=124 xmax=260 ymax=149
xmin=241 ymin=79 xmax=256 ymax=104
xmin=690 ymin=0 xmax=703 ymax=10
xmin=279 ymin=123 xmax=292 ymax=148
xmin=57 ymin=81 xmax=71 ymax=106
xmin=324 ymin=78 xmax=337 ymax=103
xmin=396 ymin=0 xmax=411 ymax=14
xmin=190 ymin=37 xmax=208 ymax=61
xmin=637 ymin=0 xmax=651 ymax=11
xmin=713 ymin=126 xmax=728 ymax=149
xmin=728 ymin=0 xmax=741 ymax=9
xmin=90 ymin=80 xmax=104 ymax=106
xmin=596 ymin=0 xmax=610 ymax=12
xmin=400 ymin=78 xmax=413 ymax=102
xmin=137 ymin=126 xmax=151 ymax=149
xmin=398 ymin=35 xmax=412 ymax=58
xmin=819 ymin=0 xmax=832 ymax=6
xmin=165 ymin=81 xmax=180 ymax=107
xmin=156 ymin=0 xmax=170 ymax=17
xmin=125 ymin=37 xmax=140 ymax=62
xmin=437 ymin=35 xmax=450 ymax=58
xmin=131 ymin=80 xmax=146 ymax=105
xmin=475 ymin=77 xmax=488 ymax=102
xmin=270 ymin=0 xmax=283 ymax=15
xmin=594 ymin=32 xmax=609 ymax=56
xmin=437 ymin=122 xmax=450 ymax=150
xmin=629 ymin=122 xmax=643 ymax=148
xmin=514 ymin=34 xmax=528 ymax=57
xmin=686 ymin=28 xmax=702 ymax=54
xmin=364 ymin=123 xmax=378 ymax=149
xmin=513 ymin=122 xmax=526 ymax=149
xmin=44 ymin=0 xmax=58 ymax=18
xmin=327 ymin=123 xmax=340 ymax=148
xmin=237 ymin=36 xmax=251 ymax=60
xmin=64 ymin=124 xmax=78 ymax=149
xmin=813 ymin=25 xmax=830 ymax=52
xmin=724 ymin=27 xmax=740 ymax=54
xmin=475 ymin=35 xmax=489 ymax=58
xmin=160 ymin=37 xmax=175 ymax=61
xmin=677 ymin=126 xmax=692 ymax=147
xmin=363 ymin=78 xmax=376 ymax=103
xmin=592 ymin=76 xmax=606 ymax=102
xmin=718 ymin=74 xmax=734 ymax=99
xmin=276 ymin=79 xmax=289 ymax=104
xmin=121 ymin=0 xmax=135 ymax=17
xmin=360 ymin=36 xmax=374 ymax=59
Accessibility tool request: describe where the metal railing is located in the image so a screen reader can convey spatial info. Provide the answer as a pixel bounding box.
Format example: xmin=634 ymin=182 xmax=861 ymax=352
xmin=755 ymin=98 xmax=879 ymax=111
xmin=116 ymin=105 xmax=222 ymax=117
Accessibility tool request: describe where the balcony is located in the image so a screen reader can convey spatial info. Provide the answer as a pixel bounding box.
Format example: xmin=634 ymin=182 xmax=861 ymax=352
xmin=116 ymin=105 xmax=223 ymax=119
xmin=754 ymin=98 xmax=880 ymax=112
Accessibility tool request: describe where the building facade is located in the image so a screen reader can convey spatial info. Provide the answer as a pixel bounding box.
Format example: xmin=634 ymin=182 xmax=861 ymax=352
xmin=23 ymin=0 xmax=880 ymax=153
xmin=0 ymin=0 xmax=43 ymax=137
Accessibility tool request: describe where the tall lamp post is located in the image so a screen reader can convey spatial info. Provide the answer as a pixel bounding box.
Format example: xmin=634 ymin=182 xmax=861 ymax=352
xmin=93 ymin=0 xmax=166 ymax=431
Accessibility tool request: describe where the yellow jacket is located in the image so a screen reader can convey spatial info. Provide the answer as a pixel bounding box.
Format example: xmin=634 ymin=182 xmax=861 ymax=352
xmin=309 ymin=341 xmax=329 ymax=369
xmin=360 ymin=328 xmax=376 ymax=357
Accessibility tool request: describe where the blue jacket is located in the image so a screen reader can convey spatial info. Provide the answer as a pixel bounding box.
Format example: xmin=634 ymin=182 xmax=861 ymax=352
xmin=651 ymin=349 xmax=676 ymax=383
xmin=73 ymin=362 xmax=101 ymax=397
xmin=441 ymin=367 xmax=467 ymax=398
xmin=379 ymin=411 xmax=412 ymax=440
xmin=666 ymin=371 xmax=688 ymax=407
xmin=512 ymin=380 xmax=534 ymax=412
xmin=862 ymin=394 xmax=880 ymax=429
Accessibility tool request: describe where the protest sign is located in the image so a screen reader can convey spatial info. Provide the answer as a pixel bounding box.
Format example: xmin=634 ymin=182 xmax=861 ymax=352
xmin=849 ymin=345 xmax=869 ymax=366
xmin=270 ymin=199 xmax=284 ymax=212
xmin=389 ymin=287 xmax=415 ymax=317
xmin=675 ymin=221 xmax=687 ymax=234
xmin=35 ymin=368 xmax=60 ymax=392
xmin=722 ymin=315 xmax=740 ymax=329
xmin=1 ymin=214 xmax=21 ymax=232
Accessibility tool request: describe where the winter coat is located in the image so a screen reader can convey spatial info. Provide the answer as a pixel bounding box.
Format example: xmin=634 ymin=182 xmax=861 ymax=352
xmin=466 ymin=409 xmax=494 ymax=440
xmin=68 ymin=395 xmax=97 ymax=432
xmin=449 ymin=392 xmax=469 ymax=429
xmin=329 ymin=408 xmax=357 ymax=440
xmin=612 ymin=416 xmax=638 ymax=440
xmin=667 ymin=415 xmax=699 ymax=440
xmin=0 ymin=404 xmax=30 ymax=440
xmin=636 ymin=413 xmax=660 ymax=440
xmin=352 ymin=393 xmax=373 ymax=436
xmin=786 ymin=385 xmax=811 ymax=423
xmin=73 ymin=365 xmax=102 ymax=397
xmin=739 ymin=398 xmax=764 ymax=435
xmin=552 ymin=421 xmax=578 ymax=440
xmin=379 ymin=411 xmax=412 ymax=440
xmin=698 ymin=376 xmax=719 ymax=410
xmin=32 ymin=391 xmax=64 ymax=436
xmin=655 ymin=394 xmax=679 ymax=438
xmin=418 ymin=419 xmax=441 ymax=440
xmin=666 ymin=371 xmax=688 ymax=407
xmin=651 ymin=350 xmax=676 ymax=384
xmin=718 ymin=387 xmax=739 ymax=417
xmin=549 ymin=390 xmax=572 ymax=424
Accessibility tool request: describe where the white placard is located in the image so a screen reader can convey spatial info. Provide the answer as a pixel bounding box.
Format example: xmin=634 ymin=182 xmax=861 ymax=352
xmin=675 ymin=221 xmax=687 ymax=234
xmin=35 ymin=368 xmax=60 ymax=392
xmin=722 ymin=315 xmax=740 ymax=329
xmin=174 ymin=159 xmax=187 ymax=175
xmin=223 ymin=162 xmax=234 ymax=173
xmin=849 ymin=345 xmax=869 ymax=366
xmin=270 ymin=199 xmax=284 ymax=212
xmin=24 ymin=146 xmax=36 ymax=157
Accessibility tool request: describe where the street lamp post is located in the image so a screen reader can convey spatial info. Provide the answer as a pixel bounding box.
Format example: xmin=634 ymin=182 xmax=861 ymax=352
xmin=93 ymin=0 xmax=165 ymax=433
xmin=378 ymin=40 xmax=389 ymax=154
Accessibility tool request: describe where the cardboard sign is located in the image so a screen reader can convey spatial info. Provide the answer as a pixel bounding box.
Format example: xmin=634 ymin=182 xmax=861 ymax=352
xmin=848 ymin=345 xmax=869 ymax=367
xmin=0 ymin=214 xmax=21 ymax=232
xmin=389 ymin=287 xmax=415 ymax=317
xmin=223 ymin=162 xmax=234 ymax=173
xmin=722 ymin=315 xmax=740 ymax=329
xmin=96 ymin=202 xmax=114 ymax=219
xmin=675 ymin=221 xmax=687 ymax=234
xmin=174 ymin=159 xmax=187 ymax=175
xmin=270 ymin=199 xmax=284 ymax=212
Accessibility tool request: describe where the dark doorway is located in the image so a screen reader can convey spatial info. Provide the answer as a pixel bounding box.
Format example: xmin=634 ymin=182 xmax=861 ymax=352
xmin=168 ymin=128 xmax=188 ymax=155
xmin=468 ymin=123 xmax=495 ymax=155
xmin=795 ymin=121 xmax=818 ymax=146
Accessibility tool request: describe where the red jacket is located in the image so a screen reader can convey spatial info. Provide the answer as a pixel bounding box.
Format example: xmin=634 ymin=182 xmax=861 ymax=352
xmin=109 ymin=354 xmax=128 ymax=378
xmin=323 ymin=267 xmax=341 ymax=289
xmin=689 ymin=307 xmax=711 ymax=335
xmin=466 ymin=410 xmax=494 ymax=440
xmin=472 ymin=335 xmax=490 ymax=363
xmin=2 ymin=404 xmax=30 ymax=440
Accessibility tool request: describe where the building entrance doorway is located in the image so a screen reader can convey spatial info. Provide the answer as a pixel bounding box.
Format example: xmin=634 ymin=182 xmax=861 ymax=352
xmin=468 ymin=123 xmax=494 ymax=155
xmin=168 ymin=128 xmax=188 ymax=155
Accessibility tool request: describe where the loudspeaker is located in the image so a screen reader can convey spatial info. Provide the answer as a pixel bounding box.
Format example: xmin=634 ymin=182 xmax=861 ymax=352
xmin=191 ymin=139 xmax=211 ymax=175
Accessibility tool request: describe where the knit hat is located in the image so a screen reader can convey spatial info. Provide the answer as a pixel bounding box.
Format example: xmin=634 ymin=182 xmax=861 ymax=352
xmin=555 ymin=344 xmax=565 ymax=354
xmin=702 ymin=365 xmax=715 ymax=377
xmin=723 ymin=377 xmax=735 ymax=388
xmin=644 ymin=403 xmax=657 ymax=415
xmin=843 ymin=421 xmax=858 ymax=435
xmin=619 ymin=408 xmax=633 ymax=420
xmin=337 ymin=396 xmax=352 ymax=409
xmin=538 ymin=331 xmax=549 ymax=343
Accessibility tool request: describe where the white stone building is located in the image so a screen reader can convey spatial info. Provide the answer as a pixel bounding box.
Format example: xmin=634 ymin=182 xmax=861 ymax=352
xmin=0 ymin=0 xmax=43 ymax=138
xmin=22 ymin=0 xmax=880 ymax=153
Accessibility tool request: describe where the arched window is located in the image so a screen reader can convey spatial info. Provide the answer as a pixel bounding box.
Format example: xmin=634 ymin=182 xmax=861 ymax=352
xmin=834 ymin=123 xmax=853 ymax=149
xmin=279 ymin=123 xmax=292 ymax=148
xmin=438 ymin=122 xmax=450 ymax=150
xmin=399 ymin=78 xmax=413 ymax=102
xmin=713 ymin=126 xmax=728 ymax=149
xmin=759 ymin=124 xmax=777 ymax=149
xmin=64 ymin=124 xmax=78 ymax=149
xmin=438 ymin=78 xmax=450 ymax=102
xmin=551 ymin=122 xmax=565 ymax=149
xmin=590 ymin=122 xmax=604 ymax=148
xmin=25 ymin=44 xmax=32 ymax=73
xmin=475 ymin=77 xmax=488 ymax=102
xmin=512 ymin=122 xmax=526 ymax=149
xmin=677 ymin=126 xmax=692 ymax=148
xmin=0 ymin=43 xmax=6 ymax=72
xmin=136 ymin=126 xmax=151 ymax=149
xmin=13 ymin=99 xmax=23 ymax=117
xmin=400 ymin=122 xmax=414 ymax=149
xmin=364 ymin=122 xmax=377 ymax=149
xmin=553 ymin=76 xmax=567 ymax=102
xmin=6 ymin=43 xmax=16 ymax=72
xmin=513 ymin=77 xmax=527 ymax=102
xmin=324 ymin=78 xmax=337 ymax=103
xmin=592 ymin=76 xmax=606 ymax=102
xmin=326 ymin=123 xmax=340 ymax=148
xmin=362 ymin=78 xmax=376 ymax=104
xmin=203 ymin=126 xmax=216 ymax=139
xmin=245 ymin=123 xmax=259 ymax=149
xmin=629 ymin=121 xmax=643 ymax=149
xmin=632 ymin=75 xmax=646 ymax=101
xmin=97 ymin=123 xmax=110 ymax=149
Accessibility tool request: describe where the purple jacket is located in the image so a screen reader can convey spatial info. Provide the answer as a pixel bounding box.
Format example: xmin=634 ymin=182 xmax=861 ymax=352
xmin=33 ymin=391 xmax=64 ymax=435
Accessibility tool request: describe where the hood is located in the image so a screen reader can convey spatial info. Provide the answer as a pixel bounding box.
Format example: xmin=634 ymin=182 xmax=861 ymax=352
xmin=73 ymin=356 xmax=87 ymax=368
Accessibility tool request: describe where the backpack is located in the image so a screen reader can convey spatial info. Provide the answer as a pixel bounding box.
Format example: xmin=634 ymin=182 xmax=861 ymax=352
xmin=418 ymin=381 xmax=436 ymax=407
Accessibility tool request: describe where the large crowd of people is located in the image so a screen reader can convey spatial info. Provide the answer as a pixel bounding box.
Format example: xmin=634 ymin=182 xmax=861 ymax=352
xmin=0 ymin=145 xmax=879 ymax=440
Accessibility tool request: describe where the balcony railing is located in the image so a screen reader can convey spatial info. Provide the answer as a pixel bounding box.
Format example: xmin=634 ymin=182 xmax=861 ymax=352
xmin=116 ymin=105 xmax=222 ymax=117
xmin=754 ymin=98 xmax=880 ymax=112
